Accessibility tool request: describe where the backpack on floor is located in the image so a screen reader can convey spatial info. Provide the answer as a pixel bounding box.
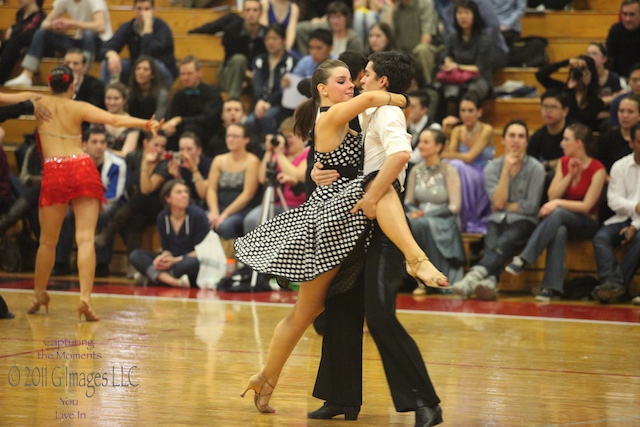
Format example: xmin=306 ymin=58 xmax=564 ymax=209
xmin=508 ymin=37 xmax=549 ymax=68
xmin=217 ymin=265 xmax=273 ymax=292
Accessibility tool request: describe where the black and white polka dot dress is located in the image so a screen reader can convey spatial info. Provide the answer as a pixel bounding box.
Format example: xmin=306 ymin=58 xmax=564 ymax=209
xmin=234 ymin=131 xmax=374 ymax=285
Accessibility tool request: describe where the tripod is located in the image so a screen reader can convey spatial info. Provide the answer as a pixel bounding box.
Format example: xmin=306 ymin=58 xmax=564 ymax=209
xmin=250 ymin=160 xmax=289 ymax=290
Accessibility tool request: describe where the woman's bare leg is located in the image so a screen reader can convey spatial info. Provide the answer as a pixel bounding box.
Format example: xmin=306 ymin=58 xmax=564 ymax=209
xmin=33 ymin=204 xmax=68 ymax=296
xmin=71 ymin=197 xmax=100 ymax=304
xmin=245 ymin=266 xmax=339 ymax=412
xmin=374 ymin=187 xmax=447 ymax=287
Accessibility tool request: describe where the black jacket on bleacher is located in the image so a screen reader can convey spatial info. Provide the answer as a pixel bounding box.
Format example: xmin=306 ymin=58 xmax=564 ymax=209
xmin=189 ymin=13 xmax=266 ymax=66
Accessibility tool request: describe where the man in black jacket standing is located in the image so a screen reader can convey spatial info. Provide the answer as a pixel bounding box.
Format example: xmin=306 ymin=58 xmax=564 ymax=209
xmin=189 ymin=0 xmax=266 ymax=99
xmin=99 ymin=0 xmax=178 ymax=88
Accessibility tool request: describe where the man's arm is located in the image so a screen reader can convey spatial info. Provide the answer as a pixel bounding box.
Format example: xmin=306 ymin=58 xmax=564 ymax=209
xmin=188 ymin=13 xmax=234 ymax=34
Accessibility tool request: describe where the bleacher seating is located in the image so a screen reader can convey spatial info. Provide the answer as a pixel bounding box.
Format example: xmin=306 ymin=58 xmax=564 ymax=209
xmin=2 ymin=0 xmax=637 ymax=288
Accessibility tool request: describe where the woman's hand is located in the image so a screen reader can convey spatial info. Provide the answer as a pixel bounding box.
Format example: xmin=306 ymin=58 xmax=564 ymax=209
xmin=539 ymin=199 xmax=560 ymax=217
xmin=567 ymin=157 xmax=583 ymax=178
xmin=153 ymin=253 xmax=174 ymax=271
xmin=277 ymin=172 xmax=296 ymax=186
xmin=408 ymin=210 xmax=425 ymax=219
xmin=168 ymin=158 xmax=180 ymax=179
xmin=145 ymin=114 xmax=164 ymax=137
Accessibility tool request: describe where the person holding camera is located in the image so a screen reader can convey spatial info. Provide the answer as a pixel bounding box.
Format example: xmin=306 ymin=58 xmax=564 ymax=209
xmin=535 ymin=54 xmax=605 ymax=131
xmin=243 ymin=117 xmax=310 ymax=233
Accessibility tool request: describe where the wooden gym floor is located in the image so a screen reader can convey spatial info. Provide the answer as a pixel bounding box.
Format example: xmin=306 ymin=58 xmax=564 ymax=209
xmin=0 ymin=273 xmax=639 ymax=426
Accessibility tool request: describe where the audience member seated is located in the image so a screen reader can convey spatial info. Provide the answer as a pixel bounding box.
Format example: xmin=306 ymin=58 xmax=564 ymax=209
xmin=5 ymin=0 xmax=113 ymax=87
xmin=260 ymin=0 xmax=300 ymax=52
xmin=289 ymin=28 xmax=334 ymax=80
xmin=591 ymin=123 xmax=640 ymax=305
xmin=609 ymin=63 xmax=640 ymax=128
xmin=441 ymin=94 xmax=494 ymax=233
xmin=94 ymin=131 xmax=171 ymax=268
xmin=189 ymin=0 xmax=266 ymax=99
xmin=535 ymin=55 xmax=605 ymax=131
xmin=161 ymin=56 xmax=223 ymax=151
xmin=326 ymin=1 xmax=364 ymax=56
xmin=365 ymin=21 xmax=397 ymax=55
xmin=168 ymin=132 xmax=212 ymax=208
xmin=527 ymin=90 xmax=571 ymax=196
xmin=52 ymin=126 xmax=127 ymax=277
xmin=0 ymin=134 xmax=42 ymax=238
xmin=205 ymin=98 xmax=253 ymax=158
xmin=606 ymin=0 xmax=640 ymax=81
xmin=65 ymin=48 xmax=105 ymax=109
xmin=103 ymin=82 xmax=140 ymax=158
xmin=353 ymin=0 xmax=382 ymax=45
xmin=100 ymin=0 xmax=178 ymax=88
xmin=506 ymin=123 xmax=606 ymax=302
xmin=243 ymin=117 xmax=309 ymax=233
xmin=597 ymin=94 xmax=640 ymax=173
xmin=586 ymin=43 xmax=624 ymax=112
xmin=438 ymin=0 xmax=494 ymax=103
xmin=0 ymin=0 xmax=46 ymax=85
xmin=245 ymin=25 xmax=298 ymax=141
xmin=205 ymin=124 xmax=261 ymax=239
xmin=130 ymin=179 xmax=209 ymax=288
xmin=487 ymin=0 xmax=526 ymax=48
xmin=407 ymin=89 xmax=442 ymax=165
xmin=381 ymin=0 xmax=439 ymax=84
xmin=405 ymin=128 xmax=464 ymax=289
xmin=452 ymin=120 xmax=545 ymax=300
xmin=127 ymin=55 xmax=168 ymax=120
xmin=294 ymin=0 xmax=353 ymax=55
xmin=437 ymin=0 xmax=508 ymax=71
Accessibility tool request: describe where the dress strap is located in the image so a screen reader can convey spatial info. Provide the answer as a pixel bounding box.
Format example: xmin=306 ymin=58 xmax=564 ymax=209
xmin=319 ymin=106 xmax=330 ymax=112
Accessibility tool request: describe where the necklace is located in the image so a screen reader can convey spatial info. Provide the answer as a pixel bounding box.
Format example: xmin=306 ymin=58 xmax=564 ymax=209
xmin=465 ymin=122 xmax=481 ymax=142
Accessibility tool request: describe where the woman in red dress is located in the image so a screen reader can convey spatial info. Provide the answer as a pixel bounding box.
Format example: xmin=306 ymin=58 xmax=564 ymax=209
xmin=1 ymin=65 xmax=161 ymax=321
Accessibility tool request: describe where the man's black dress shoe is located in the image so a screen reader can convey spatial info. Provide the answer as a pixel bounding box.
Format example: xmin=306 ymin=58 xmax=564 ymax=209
xmin=415 ymin=405 xmax=443 ymax=427
xmin=308 ymin=402 xmax=360 ymax=420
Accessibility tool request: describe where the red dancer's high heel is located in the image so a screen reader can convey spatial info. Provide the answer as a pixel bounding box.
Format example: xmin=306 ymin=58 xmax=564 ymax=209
xmin=26 ymin=292 xmax=50 ymax=314
xmin=77 ymin=300 xmax=100 ymax=322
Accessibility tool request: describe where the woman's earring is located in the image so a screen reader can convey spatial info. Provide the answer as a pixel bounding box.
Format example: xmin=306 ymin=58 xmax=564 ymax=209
xmin=323 ymin=91 xmax=328 ymax=96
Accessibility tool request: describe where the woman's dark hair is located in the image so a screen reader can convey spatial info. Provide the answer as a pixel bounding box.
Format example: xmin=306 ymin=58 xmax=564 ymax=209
xmin=265 ymin=23 xmax=286 ymax=40
xmin=454 ymin=0 xmax=485 ymax=38
xmin=367 ymin=22 xmax=397 ymax=54
xmin=567 ymin=122 xmax=596 ymax=157
xmin=160 ymin=179 xmax=189 ymax=209
xmin=48 ymin=65 xmax=74 ymax=94
xmin=459 ymin=92 xmax=482 ymax=110
xmin=620 ymin=93 xmax=640 ymax=116
xmin=294 ymin=59 xmax=348 ymax=138
xmin=179 ymin=130 xmax=202 ymax=148
xmin=573 ymin=55 xmax=600 ymax=106
xmin=424 ymin=128 xmax=447 ymax=153
xmin=129 ymin=55 xmax=161 ymax=100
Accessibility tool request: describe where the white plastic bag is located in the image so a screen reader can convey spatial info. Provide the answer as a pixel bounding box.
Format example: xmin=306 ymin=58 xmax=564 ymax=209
xmin=195 ymin=230 xmax=227 ymax=289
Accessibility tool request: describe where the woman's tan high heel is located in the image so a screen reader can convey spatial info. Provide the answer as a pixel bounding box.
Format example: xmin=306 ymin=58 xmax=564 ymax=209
xmin=77 ymin=300 xmax=100 ymax=322
xmin=240 ymin=373 xmax=276 ymax=413
xmin=26 ymin=293 xmax=50 ymax=314
xmin=406 ymin=257 xmax=449 ymax=289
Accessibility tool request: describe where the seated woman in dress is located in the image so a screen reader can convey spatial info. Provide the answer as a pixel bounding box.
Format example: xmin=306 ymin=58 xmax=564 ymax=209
xmin=235 ymin=58 xmax=447 ymax=413
xmin=205 ymin=123 xmax=261 ymax=239
xmin=406 ymin=128 xmax=465 ymax=290
xmin=127 ymin=55 xmax=168 ymax=121
xmin=438 ymin=0 xmax=494 ymax=104
xmin=243 ymin=116 xmax=310 ymax=233
xmin=441 ymin=93 xmax=494 ymax=233
xmin=103 ymin=82 xmax=140 ymax=158
xmin=506 ymin=123 xmax=606 ymax=301
xmin=535 ymin=54 xmax=605 ymax=131
xmin=129 ymin=179 xmax=209 ymax=288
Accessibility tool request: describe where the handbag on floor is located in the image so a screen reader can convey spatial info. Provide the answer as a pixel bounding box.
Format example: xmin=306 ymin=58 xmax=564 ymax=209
xmin=194 ymin=231 xmax=227 ymax=289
